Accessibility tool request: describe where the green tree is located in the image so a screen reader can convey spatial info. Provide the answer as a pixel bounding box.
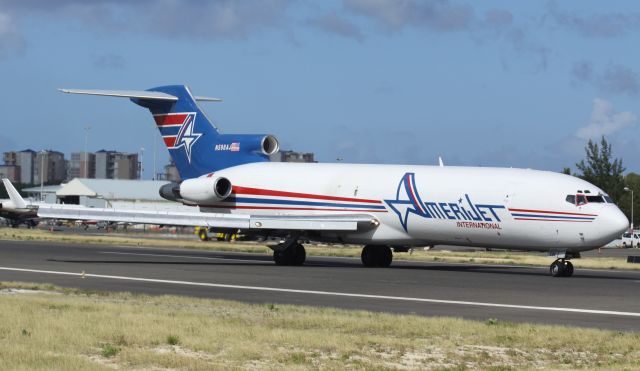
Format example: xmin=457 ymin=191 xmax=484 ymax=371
xmin=575 ymin=136 xmax=625 ymax=202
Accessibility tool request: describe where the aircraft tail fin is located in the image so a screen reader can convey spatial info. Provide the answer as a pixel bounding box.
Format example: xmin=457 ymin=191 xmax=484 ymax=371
xmin=2 ymin=179 xmax=27 ymax=209
xmin=60 ymin=85 xmax=278 ymax=179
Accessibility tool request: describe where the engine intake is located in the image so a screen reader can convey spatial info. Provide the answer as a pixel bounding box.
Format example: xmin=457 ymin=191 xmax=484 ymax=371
xmin=261 ymin=135 xmax=279 ymax=156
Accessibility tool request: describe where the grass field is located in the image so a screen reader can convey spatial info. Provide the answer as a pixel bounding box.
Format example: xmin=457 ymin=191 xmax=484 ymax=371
xmin=1 ymin=227 xmax=639 ymax=272
xmin=0 ymin=281 xmax=639 ymax=370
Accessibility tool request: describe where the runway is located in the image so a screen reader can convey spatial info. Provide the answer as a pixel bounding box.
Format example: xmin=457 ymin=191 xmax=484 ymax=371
xmin=0 ymin=239 xmax=639 ymax=331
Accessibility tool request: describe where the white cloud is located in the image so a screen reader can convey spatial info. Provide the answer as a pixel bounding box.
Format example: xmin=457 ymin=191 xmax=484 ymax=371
xmin=0 ymin=11 xmax=24 ymax=57
xmin=575 ymin=98 xmax=637 ymax=140
xmin=307 ymin=12 xmax=364 ymax=42
xmin=344 ymin=0 xmax=473 ymax=32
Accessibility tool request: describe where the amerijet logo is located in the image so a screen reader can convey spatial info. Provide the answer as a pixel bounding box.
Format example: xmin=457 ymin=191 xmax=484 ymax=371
xmin=385 ymin=173 xmax=507 ymax=232
xmin=154 ymin=113 xmax=202 ymax=163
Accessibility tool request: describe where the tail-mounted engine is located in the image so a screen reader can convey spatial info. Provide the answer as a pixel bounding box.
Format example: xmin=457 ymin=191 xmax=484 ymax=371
xmin=159 ymin=176 xmax=232 ymax=205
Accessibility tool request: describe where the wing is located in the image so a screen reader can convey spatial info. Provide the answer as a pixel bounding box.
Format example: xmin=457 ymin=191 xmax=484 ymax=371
xmin=36 ymin=204 xmax=379 ymax=231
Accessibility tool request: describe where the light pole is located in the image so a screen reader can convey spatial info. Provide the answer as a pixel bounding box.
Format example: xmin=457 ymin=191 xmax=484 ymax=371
xmin=624 ymin=186 xmax=634 ymax=231
xmin=139 ymin=147 xmax=145 ymax=179
xmin=39 ymin=150 xmax=46 ymax=201
xmin=84 ymin=126 xmax=91 ymax=178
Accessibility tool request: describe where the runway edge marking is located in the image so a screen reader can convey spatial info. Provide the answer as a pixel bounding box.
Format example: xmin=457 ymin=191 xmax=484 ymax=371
xmin=1 ymin=266 xmax=639 ymax=318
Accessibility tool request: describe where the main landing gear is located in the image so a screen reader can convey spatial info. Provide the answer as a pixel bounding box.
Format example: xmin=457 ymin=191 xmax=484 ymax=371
xmin=272 ymin=241 xmax=306 ymax=266
xmin=361 ymin=245 xmax=393 ymax=268
xmin=550 ymin=259 xmax=574 ymax=277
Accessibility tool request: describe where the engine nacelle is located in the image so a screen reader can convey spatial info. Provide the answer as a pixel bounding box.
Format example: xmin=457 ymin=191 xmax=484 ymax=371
xmin=216 ymin=134 xmax=279 ymax=157
xmin=177 ymin=176 xmax=233 ymax=204
xmin=159 ymin=182 xmax=182 ymax=203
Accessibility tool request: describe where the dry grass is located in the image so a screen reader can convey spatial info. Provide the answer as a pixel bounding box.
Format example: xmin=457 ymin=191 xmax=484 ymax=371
xmin=1 ymin=227 xmax=639 ymax=271
xmin=0 ymin=281 xmax=639 ymax=370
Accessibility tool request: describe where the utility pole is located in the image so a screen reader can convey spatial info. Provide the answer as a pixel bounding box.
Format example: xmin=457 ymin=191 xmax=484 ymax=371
xmin=84 ymin=125 xmax=91 ymax=178
xmin=39 ymin=150 xmax=46 ymax=201
xmin=625 ymin=186 xmax=634 ymax=232
xmin=139 ymin=147 xmax=145 ymax=179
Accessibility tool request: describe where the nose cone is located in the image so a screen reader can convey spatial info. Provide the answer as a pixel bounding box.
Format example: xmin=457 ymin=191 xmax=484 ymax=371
xmin=601 ymin=206 xmax=629 ymax=241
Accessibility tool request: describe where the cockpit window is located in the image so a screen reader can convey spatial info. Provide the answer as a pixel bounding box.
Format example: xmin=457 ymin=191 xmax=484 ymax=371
xmin=566 ymin=194 xmax=608 ymax=205
xmin=586 ymin=195 xmax=605 ymax=203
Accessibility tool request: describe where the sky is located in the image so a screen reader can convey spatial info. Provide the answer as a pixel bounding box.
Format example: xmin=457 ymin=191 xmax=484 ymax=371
xmin=0 ymin=0 xmax=639 ymax=179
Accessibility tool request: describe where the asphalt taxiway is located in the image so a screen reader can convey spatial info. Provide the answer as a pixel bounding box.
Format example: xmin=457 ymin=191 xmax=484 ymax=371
xmin=0 ymin=239 xmax=639 ymax=331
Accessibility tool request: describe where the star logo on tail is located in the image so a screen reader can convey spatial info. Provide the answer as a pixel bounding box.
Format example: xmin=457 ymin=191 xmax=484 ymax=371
xmin=174 ymin=114 xmax=202 ymax=163
xmin=384 ymin=173 xmax=431 ymax=232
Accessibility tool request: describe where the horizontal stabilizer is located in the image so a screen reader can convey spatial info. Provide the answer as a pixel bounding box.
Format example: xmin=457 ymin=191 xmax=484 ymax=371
xmin=59 ymin=88 xmax=221 ymax=102
xmin=59 ymin=89 xmax=178 ymax=101
xmin=194 ymin=96 xmax=223 ymax=102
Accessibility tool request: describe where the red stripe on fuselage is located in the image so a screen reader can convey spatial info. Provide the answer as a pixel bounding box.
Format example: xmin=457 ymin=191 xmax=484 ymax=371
xmin=508 ymin=208 xmax=597 ymax=217
xmin=154 ymin=114 xmax=188 ymax=126
xmin=232 ymin=186 xmax=382 ymax=204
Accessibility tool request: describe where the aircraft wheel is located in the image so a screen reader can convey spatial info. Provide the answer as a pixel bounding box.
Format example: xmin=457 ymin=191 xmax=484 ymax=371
xmin=198 ymin=229 xmax=209 ymax=241
xmin=377 ymin=246 xmax=393 ymax=268
xmin=291 ymin=243 xmax=306 ymax=266
xmin=361 ymin=245 xmax=378 ymax=267
xmin=273 ymin=243 xmax=306 ymax=266
xmin=361 ymin=245 xmax=393 ymax=267
xmin=563 ymin=261 xmax=574 ymax=277
xmin=273 ymin=250 xmax=289 ymax=266
xmin=550 ymin=260 xmax=566 ymax=277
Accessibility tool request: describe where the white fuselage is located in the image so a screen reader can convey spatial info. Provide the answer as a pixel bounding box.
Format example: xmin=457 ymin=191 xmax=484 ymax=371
xmin=197 ymin=162 xmax=628 ymax=253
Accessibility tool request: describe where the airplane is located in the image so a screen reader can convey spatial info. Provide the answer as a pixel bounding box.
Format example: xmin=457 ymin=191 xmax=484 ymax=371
xmin=0 ymin=186 xmax=39 ymax=228
xmin=1 ymin=84 xmax=629 ymax=277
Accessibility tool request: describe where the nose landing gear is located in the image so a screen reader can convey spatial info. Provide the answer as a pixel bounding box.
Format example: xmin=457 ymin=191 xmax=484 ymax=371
xmin=550 ymin=259 xmax=574 ymax=277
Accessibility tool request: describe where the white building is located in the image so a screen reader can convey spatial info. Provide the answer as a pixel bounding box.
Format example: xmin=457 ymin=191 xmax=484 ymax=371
xmin=24 ymin=178 xmax=193 ymax=212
